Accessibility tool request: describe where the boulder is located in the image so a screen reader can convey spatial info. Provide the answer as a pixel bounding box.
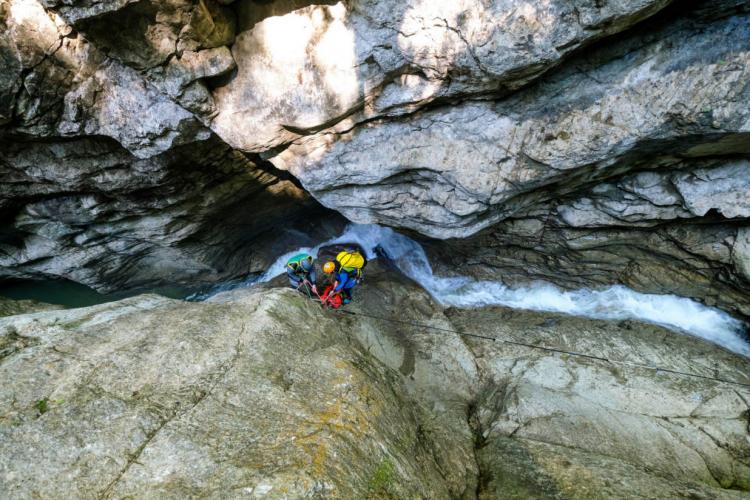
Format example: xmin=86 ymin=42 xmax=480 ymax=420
xmin=0 ymin=265 xmax=748 ymax=497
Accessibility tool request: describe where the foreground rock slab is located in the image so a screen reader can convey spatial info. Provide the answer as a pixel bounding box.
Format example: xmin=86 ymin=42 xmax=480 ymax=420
xmin=1 ymin=266 xmax=748 ymax=498
xmin=0 ymin=292 xmax=455 ymax=497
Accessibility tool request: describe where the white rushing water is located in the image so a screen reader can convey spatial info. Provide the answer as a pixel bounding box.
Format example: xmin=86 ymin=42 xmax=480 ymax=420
xmin=238 ymin=224 xmax=750 ymax=356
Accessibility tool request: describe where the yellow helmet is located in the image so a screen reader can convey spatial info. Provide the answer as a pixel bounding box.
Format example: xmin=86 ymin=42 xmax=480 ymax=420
xmin=323 ymin=261 xmax=336 ymax=274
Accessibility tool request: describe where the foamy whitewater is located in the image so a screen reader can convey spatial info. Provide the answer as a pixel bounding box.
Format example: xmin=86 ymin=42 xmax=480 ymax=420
xmin=220 ymin=224 xmax=750 ymax=357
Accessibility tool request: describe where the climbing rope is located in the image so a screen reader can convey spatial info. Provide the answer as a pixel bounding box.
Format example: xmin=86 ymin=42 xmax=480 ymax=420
xmin=334 ymin=309 xmax=750 ymax=389
xmin=296 ymin=279 xmax=318 ymax=301
xmin=298 ymin=283 xmax=312 ymax=299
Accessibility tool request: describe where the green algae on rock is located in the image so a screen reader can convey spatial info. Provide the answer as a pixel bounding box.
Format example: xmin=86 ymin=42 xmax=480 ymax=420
xmin=0 ymin=296 xmax=62 ymax=318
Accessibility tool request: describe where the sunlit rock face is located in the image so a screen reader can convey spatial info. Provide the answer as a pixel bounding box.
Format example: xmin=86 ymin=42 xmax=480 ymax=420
xmin=271 ymin=5 xmax=750 ymax=238
xmin=211 ymin=0 xmax=671 ymax=152
xmin=56 ymin=0 xmax=239 ymax=116
xmin=0 ymin=0 xmax=211 ymax=157
xmin=0 ymin=0 xmax=329 ymax=292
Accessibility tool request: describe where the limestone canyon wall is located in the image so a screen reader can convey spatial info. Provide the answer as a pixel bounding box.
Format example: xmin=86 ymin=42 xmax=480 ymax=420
xmin=0 ymin=0 xmax=331 ymax=292
xmin=1 ymin=0 xmax=749 ymax=315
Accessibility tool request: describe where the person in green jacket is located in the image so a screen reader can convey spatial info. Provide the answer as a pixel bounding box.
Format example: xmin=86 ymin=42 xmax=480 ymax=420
xmin=286 ymin=253 xmax=318 ymax=296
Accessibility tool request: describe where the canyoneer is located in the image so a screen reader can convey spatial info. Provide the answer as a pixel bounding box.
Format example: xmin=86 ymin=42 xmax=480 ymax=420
xmin=286 ymin=253 xmax=318 ymax=297
xmin=321 ymin=248 xmax=367 ymax=307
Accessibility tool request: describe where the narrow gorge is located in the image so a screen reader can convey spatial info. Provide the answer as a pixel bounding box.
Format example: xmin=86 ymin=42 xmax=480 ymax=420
xmin=1 ymin=0 xmax=750 ymax=498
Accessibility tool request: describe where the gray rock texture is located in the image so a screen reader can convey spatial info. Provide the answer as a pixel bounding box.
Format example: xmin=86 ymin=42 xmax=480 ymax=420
xmin=1 ymin=0 xmax=208 ymax=157
xmin=557 ymin=160 xmax=750 ymax=227
xmin=210 ymin=0 xmax=672 ymax=152
xmin=271 ymin=5 xmax=750 ymax=239
xmin=2 ymin=1 xmax=749 ymax=497
xmin=426 ymin=159 xmax=750 ymax=318
xmin=0 ymin=0 xmax=750 ymax=314
xmin=247 ymin=0 xmax=750 ymax=318
xmin=735 ymin=228 xmax=750 ymax=283
xmin=0 ymin=296 xmax=61 ymax=317
xmin=0 ymin=0 xmax=335 ymax=292
xmin=1 ymin=265 xmax=748 ymax=498
xmin=0 ymin=134 xmax=334 ymax=293
xmin=2 ymin=0 xmax=750 ymax=322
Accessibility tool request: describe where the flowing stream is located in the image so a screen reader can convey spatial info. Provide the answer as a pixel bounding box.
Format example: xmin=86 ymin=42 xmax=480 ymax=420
xmin=247 ymin=223 xmax=750 ymax=357
xmin=4 ymin=223 xmax=747 ymax=355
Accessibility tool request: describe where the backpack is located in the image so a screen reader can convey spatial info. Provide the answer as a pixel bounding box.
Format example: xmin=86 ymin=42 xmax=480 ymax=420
xmin=336 ymin=250 xmax=367 ymax=277
xmin=321 ymin=285 xmax=343 ymax=309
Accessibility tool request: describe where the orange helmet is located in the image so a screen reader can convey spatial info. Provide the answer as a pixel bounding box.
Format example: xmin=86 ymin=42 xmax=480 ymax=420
xmin=323 ymin=261 xmax=336 ymax=274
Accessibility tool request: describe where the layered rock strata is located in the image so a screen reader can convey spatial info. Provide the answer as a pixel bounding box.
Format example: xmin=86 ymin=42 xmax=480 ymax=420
xmin=2 ymin=0 xmax=750 ymax=317
xmin=211 ymin=0 xmax=673 ymax=152
xmin=271 ymin=4 xmax=750 ymax=238
xmin=0 ymin=0 xmax=331 ymax=292
xmin=426 ymin=159 xmax=750 ymax=318
xmin=41 ymin=0 xmax=675 ymax=152
xmin=251 ymin=1 xmax=750 ymax=317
